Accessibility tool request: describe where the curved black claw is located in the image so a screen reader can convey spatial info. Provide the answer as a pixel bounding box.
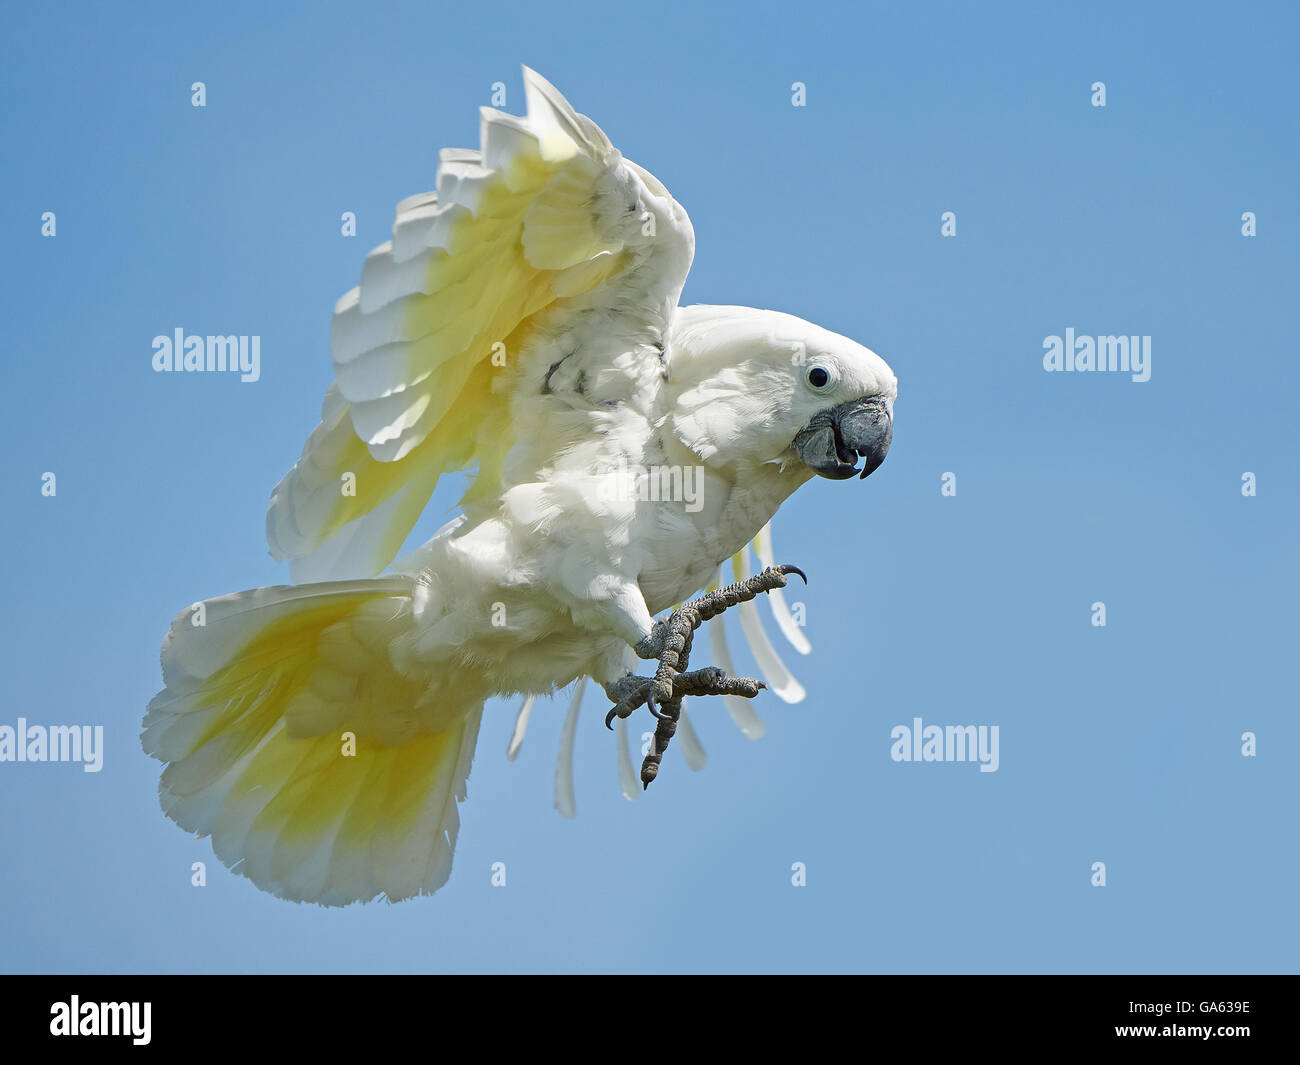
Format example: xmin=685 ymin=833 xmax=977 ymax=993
xmin=645 ymin=686 xmax=668 ymax=720
xmin=778 ymin=563 xmax=808 ymax=584
xmin=604 ymin=708 xmax=618 ymax=730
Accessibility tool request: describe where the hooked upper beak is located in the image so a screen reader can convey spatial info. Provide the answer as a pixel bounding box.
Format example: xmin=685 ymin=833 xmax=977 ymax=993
xmin=791 ymin=397 xmax=893 ymax=480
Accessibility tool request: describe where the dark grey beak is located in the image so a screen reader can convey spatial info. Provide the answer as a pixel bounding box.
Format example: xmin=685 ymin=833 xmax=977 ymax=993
xmin=792 ymin=397 xmax=893 ymax=480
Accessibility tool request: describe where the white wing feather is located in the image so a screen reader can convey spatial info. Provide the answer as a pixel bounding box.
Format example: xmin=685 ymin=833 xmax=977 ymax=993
xmin=553 ymin=677 xmax=586 ymax=819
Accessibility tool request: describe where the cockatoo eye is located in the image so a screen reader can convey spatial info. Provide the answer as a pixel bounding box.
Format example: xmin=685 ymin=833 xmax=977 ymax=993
xmin=806 ymin=365 xmax=833 ymax=391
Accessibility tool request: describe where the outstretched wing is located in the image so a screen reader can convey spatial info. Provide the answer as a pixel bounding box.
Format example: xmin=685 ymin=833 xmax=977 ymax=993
xmin=267 ymin=67 xmax=694 ymax=582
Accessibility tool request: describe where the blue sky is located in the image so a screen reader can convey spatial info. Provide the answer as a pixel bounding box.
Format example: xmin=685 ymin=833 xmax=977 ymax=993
xmin=1 ymin=0 xmax=1296 ymax=973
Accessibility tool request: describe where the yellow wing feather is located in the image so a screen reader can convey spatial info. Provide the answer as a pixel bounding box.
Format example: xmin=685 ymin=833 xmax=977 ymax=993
xmin=266 ymin=70 xmax=664 ymax=582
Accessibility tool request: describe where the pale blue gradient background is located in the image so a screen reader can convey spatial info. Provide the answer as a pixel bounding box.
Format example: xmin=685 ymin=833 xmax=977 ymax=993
xmin=1 ymin=1 xmax=1296 ymax=973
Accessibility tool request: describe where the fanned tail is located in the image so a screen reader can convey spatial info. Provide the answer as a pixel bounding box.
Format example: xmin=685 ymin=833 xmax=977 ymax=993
xmin=142 ymin=579 xmax=484 ymax=906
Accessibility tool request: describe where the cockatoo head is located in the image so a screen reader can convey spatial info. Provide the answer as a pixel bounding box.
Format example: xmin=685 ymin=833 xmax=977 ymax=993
xmin=668 ymin=305 xmax=896 ymax=481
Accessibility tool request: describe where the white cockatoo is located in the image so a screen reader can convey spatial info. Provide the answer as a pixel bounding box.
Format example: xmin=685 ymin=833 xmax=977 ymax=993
xmin=142 ymin=68 xmax=896 ymax=906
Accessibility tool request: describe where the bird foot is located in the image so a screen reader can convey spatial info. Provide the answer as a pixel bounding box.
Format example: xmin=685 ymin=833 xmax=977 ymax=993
xmin=603 ymin=563 xmax=807 ymax=789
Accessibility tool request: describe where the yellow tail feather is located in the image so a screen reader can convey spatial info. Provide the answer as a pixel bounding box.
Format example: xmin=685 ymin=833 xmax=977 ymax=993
xmin=142 ymin=580 xmax=484 ymax=906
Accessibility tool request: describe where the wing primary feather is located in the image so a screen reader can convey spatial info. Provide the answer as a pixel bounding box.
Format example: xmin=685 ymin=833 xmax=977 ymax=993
xmin=553 ymin=677 xmax=586 ymax=819
xmin=615 ymin=716 xmax=640 ymax=801
xmin=506 ymin=695 xmax=534 ymax=761
xmin=753 ymin=523 xmax=812 ymax=655
xmin=733 ymin=548 xmax=806 ymax=703
xmin=708 ymin=570 xmax=767 ymax=741
xmin=676 ymin=707 xmax=707 ymax=771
